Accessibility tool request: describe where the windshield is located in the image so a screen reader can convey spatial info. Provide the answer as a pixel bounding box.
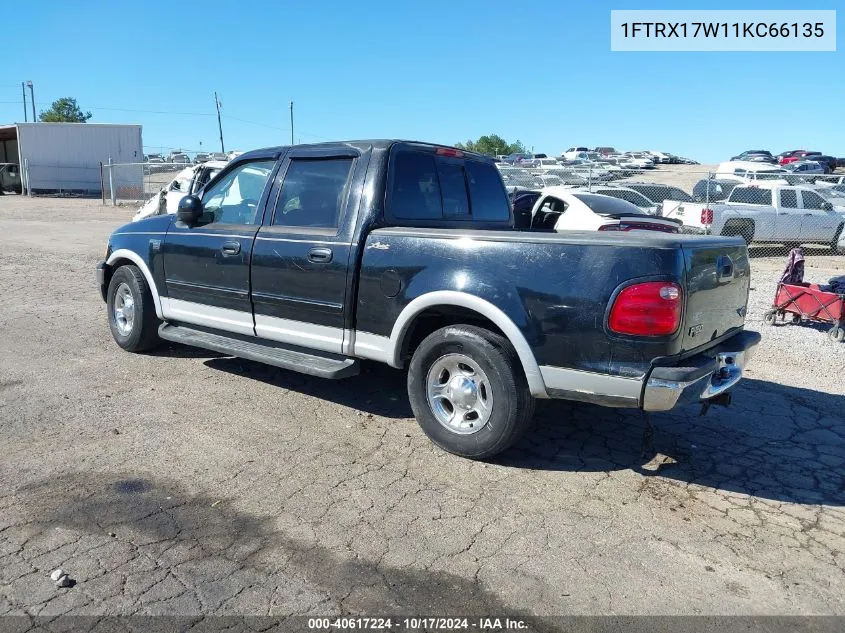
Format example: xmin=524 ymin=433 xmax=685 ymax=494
xmin=626 ymin=185 xmax=693 ymax=203
xmin=816 ymin=188 xmax=845 ymax=203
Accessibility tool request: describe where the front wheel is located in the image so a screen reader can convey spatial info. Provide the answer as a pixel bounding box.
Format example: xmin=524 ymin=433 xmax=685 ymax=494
xmin=106 ymin=265 xmax=161 ymax=352
xmin=407 ymin=325 xmax=535 ymax=459
xmin=828 ymin=327 xmax=845 ymax=343
xmin=763 ymin=310 xmax=778 ymax=326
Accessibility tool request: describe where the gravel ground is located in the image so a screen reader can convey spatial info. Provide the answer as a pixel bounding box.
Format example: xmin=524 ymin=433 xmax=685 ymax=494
xmin=0 ymin=197 xmax=843 ymax=627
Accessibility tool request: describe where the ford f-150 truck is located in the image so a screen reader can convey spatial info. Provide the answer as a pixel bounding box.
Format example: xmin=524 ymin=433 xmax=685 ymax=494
xmin=96 ymin=140 xmax=759 ymax=459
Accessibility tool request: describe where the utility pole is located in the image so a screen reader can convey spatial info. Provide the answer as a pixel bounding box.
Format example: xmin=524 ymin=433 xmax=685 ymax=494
xmin=289 ymin=101 xmax=294 ymax=145
xmin=21 ymin=82 xmax=27 ymax=122
xmin=214 ymin=91 xmax=225 ymax=153
xmin=26 ymin=81 xmax=35 ymax=122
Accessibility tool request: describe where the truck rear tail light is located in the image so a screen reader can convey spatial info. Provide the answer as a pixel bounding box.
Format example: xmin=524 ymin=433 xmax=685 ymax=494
xmin=436 ymin=148 xmax=464 ymax=158
xmin=701 ymin=208 xmax=713 ymax=224
xmin=608 ymin=282 xmax=682 ymax=336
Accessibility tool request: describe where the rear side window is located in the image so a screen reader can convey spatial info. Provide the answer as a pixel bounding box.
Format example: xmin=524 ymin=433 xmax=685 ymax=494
xmin=730 ymin=187 xmax=772 ymax=205
xmin=780 ymin=190 xmax=798 ymax=208
xmin=390 ymin=151 xmax=509 ymax=223
xmin=273 ymin=158 xmax=354 ymax=228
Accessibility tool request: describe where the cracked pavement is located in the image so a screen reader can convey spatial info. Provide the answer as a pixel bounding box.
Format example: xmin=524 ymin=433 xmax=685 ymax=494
xmin=0 ymin=199 xmax=843 ymax=622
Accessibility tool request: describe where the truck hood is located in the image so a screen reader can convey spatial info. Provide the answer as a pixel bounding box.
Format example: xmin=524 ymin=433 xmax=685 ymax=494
xmin=114 ymin=213 xmax=172 ymax=236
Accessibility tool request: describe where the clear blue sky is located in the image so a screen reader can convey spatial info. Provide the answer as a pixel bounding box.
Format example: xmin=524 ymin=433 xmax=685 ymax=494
xmin=1 ymin=0 xmax=841 ymax=162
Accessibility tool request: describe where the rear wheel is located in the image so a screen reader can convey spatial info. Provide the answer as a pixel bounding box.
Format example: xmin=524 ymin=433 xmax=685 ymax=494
xmin=828 ymin=327 xmax=844 ymax=343
xmin=106 ymin=265 xmax=161 ymax=352
xmin=721 ymin=220 xmax=754 ymax=246
xmin=407 ymin=325 xmax=535 ymax=459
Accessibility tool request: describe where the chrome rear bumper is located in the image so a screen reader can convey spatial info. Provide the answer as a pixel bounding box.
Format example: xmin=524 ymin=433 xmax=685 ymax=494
xmin=642 ymin=330 xmax=760 ymax=412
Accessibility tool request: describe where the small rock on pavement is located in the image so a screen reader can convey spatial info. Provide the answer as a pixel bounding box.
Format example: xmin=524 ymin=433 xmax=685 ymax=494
xmin=55 ymin=574 xmax=72 ymax=588
xmin=50 ymin=569 xmax=64 ymax=582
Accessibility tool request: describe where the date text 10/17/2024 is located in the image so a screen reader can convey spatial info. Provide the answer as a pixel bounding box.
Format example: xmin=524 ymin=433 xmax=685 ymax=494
xmin=307 ymin=617 xmax=529 ymax=630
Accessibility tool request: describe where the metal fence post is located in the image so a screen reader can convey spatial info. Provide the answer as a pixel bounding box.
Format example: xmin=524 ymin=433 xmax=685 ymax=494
xmin=24 ymin=158 xmax=31 ymax=197
xmin=108 ymin=156 xmax=116 ymax=206
xmin=100 ymin=162 xmax=105 ymax=205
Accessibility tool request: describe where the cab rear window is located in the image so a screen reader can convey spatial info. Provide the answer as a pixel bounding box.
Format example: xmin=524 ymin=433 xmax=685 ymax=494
xmin=390 ymin=150 xmax=510 ymax=223
xmin=730 ymin=187 xmax=772 ymax=205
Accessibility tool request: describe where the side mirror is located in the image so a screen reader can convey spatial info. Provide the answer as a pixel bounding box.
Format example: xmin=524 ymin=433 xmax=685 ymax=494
xmin=176 ymin=195 xmax=203 ymax=225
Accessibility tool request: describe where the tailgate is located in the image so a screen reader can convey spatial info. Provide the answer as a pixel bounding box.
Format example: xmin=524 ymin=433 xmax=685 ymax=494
xmin=681 ymin=241 xmax=751 ymax=352
xmin=662 ymin=200 xmax=705 ymax=225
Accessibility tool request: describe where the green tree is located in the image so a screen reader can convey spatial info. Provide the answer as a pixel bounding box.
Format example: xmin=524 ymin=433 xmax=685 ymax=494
xmin=39 ymin=97 xmax=93 ymax=123
xmin=455 ymin=134 xmax=525 ymax=157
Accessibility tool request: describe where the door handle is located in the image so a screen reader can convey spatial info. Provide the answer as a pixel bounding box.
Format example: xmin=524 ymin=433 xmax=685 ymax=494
xmin=221 ymin=241 xmax=241 ymax=255
xmin=804 ymin=213 xmax=814 ymax=216
xmin=308 ymin=247 xmax=333 ymax=263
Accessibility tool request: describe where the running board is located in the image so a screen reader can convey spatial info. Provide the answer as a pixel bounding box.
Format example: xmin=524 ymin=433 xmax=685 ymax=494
xmin=158 ymin=323 xmax=360 ymax=379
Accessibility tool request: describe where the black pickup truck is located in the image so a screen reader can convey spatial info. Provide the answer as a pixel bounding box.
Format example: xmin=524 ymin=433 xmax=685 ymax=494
xmin=97 ymin=140 xmax=759 ymax=459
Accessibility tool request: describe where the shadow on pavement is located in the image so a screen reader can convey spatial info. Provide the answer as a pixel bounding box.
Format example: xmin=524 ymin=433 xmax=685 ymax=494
xmin=500 ymin=378 xmax=844 ymax=506
xmin=205 ymin=356 xmax=413 ymax=419
xmin=205 ymin=357 xmax=844 ymax=507
xmin=21 ymin=472 xmax=528 ymax=622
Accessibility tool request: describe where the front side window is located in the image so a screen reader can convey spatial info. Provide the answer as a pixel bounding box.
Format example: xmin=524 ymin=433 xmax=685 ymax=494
xmin=273 ymin=158 xmax=354 ymax=229
xmin=801 ymin=191 xmax=826 ymax=209
xmin=201 ymin=159 xmax=276 ymax=224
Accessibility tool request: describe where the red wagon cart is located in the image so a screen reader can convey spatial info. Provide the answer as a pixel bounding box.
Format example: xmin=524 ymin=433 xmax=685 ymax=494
xmin=764 ymin=282 xmax=845 ymax=343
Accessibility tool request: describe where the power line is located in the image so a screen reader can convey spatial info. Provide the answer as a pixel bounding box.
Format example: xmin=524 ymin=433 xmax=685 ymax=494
xmin=0 ymin=96 xmax=331 ymax=142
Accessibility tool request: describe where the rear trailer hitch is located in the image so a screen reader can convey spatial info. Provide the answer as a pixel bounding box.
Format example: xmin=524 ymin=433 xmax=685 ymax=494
xmin=700 ymin=392 xmax=732 ymax=416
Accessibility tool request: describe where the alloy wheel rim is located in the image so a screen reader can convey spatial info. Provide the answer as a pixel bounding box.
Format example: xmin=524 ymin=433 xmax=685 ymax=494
xmin=426 ymin=353 xmax=493 ymax=435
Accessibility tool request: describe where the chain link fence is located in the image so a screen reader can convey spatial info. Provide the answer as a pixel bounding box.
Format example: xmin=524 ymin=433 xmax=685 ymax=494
xmin=14 ymin=155 xmax=845 ymax=264
xmin=102 ymin=161 xmax=194 ymax=205
xmin=500 ymin=162 xmax=845 ymax=261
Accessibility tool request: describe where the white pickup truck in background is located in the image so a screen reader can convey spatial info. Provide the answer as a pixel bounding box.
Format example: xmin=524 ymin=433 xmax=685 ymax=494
xmin=663 ymin=183 xmax=844 ymax=248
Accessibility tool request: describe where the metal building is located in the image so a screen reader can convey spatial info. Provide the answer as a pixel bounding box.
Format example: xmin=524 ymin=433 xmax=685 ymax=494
xmin=0 ymin=122 xmax=143 ymax=194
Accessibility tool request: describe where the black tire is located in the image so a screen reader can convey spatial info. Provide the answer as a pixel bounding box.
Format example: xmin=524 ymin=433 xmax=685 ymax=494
xmin=407 ymin=324 xmax=535 ymax=460
xmin=106 ymin=265 xmax=161 ymax=352
xmin=721 ymin=220 xmax=754 ymax=246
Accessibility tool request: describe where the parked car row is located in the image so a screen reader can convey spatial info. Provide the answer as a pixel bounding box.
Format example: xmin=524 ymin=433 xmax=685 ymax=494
xmin=505 ymin=161 xmax=845 ymax=252
xmin=142 ymin=150 xmax=237 ymax=174
xmin=728 ymin=149 xmax=842 ymax=173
